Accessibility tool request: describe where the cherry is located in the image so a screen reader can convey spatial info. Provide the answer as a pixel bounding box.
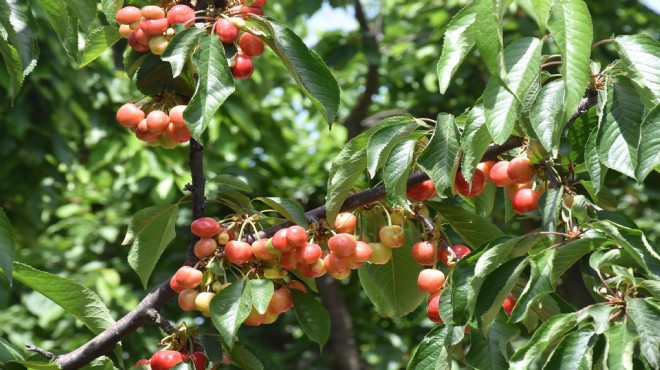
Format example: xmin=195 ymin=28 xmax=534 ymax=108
xmin=244 ymin=306 xmax=266 ymax=326
xmin=190 ymin=217 xmax=220 ymax=238
xmin=334 ymin=212 xmax=357 ymax=234
xmin=195 ymin=292 xmax=215 ymax=316
xmin=134 ymin=359 xmax=150 ymax=368
xmin=140 ymin=18 xmax=169 ymax=36
xmin=324 ymin=253 xmax=348 ymax=274
xmin=149 ymin=35 xmax=169 ymax=55
xmin=279 ymin=251 xmax=299 ymax=271
xmin=438 ymin=244 xmax=471 ymax=267
xmin=188 ymin=352 xmax=207 ymax=370
xmin=168 ymin=105 xmax=186 ymax=125
xmin=241 ymin=0 xmax=267 ymax=6
xmin=239 ymin=33 xmax=265 ymax=57
xmin=503 ymin=292 xmax=517 ymax=315
xmin=141 ymin=5 xmax=165 ymax=19
xmin=128 ymin=31 xmax=150 ymax=53
xmin=287 ymin=280 xmax=307 ymax=293
xmin=427 ymin=295 xmax=443 ymax=324
xmin=271 ymin=228 xmax=293 ymax=252
xmin=116 ymin=103 xmax=145 ymax=128
xmin=328 ymin=233 xmax=357 ymax=257
xmin=252 ymin=239 xmax=278 ymax=260
xmin=267 ymin=288 xmax=293 ymax=314
xmin=135 ymin=129 xmax=159 ymax=143
xmin=489 ymin=161 xmax=514 ymax=187
xmin=169 ymin=276 xmax=184 ymax=293
xmin=331 ymin=269 xmax=351 ymax=280
xmin=144 ymin=110 xmax=169 ymax=133
xmin=477 ymin=161 xmax=496 ymax=180
xmin=174 ymin=266 xmax=203 ymax=289
xmin=178 ymin=289 xmax=199 ymax=311
xmin=507 ymin=157 xmax=535 ymax=183
xmin=286 ymin=225 xmax=308 ymax=248
xmin=299 ymin=243 xmax=322 ymax=264
xmin=263 ymin=311 xmax=278 ymax=324
xmin=166 ymin=123 xmax=192 ymax=143
xmin=231 ymin=53 xmax=254 ymax=80
xmin=506 ymin=181 xmax=532 ymax=199
xmin=215 ymin=19 xmax=239 ymax=43
xmin=417 ymin=269 xmax=445 ymax=294
xmin=166 ymin=5 xmax=195 ymax=27
xmin=301 ymin=259 xmax=326 ymax=277
xmin=150 ymin=350 xmax=183 ymax=370
xmin=511 ymin=188 xmax=541 ymax=214
xmin=563 ymin=193 xmax=574 ymax=208
xmin=454 ymin=169 xmax=486 ymax=198
xmin=379 ymin=225 xmax=405 ymax=248
xmin=240 ymin=6 xmax=264 ymax=16
xmin=369 ymin=242 xmax=392 ymax=264
xmin=406 ymin=180 xmax=437 ymax=201
xmin=116 ymin=6 xmax=143 ymax=25
xmin=119 ymin=24 xmax=133 ymax=38
xmin=350 ymin=241 xmax=373 ymax=263
xmin=224 ymin=240 xmax=253 ymax=264
xmin=411 ymin=241 xmax=436 ymax=265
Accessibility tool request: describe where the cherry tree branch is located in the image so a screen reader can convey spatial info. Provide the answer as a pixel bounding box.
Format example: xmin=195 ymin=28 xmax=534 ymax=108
xmin=48 ymin=94 xmax=597 ymax=370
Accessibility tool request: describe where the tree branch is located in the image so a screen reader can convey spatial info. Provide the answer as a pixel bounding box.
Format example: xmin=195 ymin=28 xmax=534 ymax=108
xmin=48 ymin=94 xmax=598 ymax=369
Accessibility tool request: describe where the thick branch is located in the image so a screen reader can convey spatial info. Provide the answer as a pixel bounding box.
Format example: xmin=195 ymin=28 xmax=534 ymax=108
xmin=49 ymin=94 xmax=597 ymax=369
xmin=185 ymin=139 xmax=206 ymax=266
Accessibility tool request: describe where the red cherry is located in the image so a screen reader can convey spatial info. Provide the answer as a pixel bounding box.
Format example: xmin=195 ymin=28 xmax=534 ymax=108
xmin=267 ymin=288 xmax=293 ymax=314
xmin=190 ymin=217 xmax=220 ymax=238
xmin=411 ymin=241 xmax=436 ymax=265
xmin=503 ymin=292 xmax=517 ymax=315
xmin=323 ymin=253 xmax=348 ymax=274
xmin=166 ymin=5 xmax=195 ymax=27
xmin=271 ymin=228 xmax=292 ymax=252
xmin=334 ymin=212 xmax=357 ymax=234
xmin=241 ymin=0 xmax=267 ymax=5
xmin=150 ymin=350 xmax=183 ymax=370
xmin=169 ymin=276 xmax=184 ymax=293
xmin=299 ymin=243 xmax=323 ymax=264
xmin=406 ymin=180 xmax=437 ymax=201
xmin=507 ymin=158 xmax=535 ymax=183
xmin=174 ymin=266 xmax=203 ymax=289
xmin=454 ymin=169 xmax=486 ymax=197
xmin=350 ymin=241 xmax=372 ymax=263
xmin=300 ymin=259 xmax=326 ymax=277
xmin=224 ymin=240 xmax=253 ymax=264
xmin=438 ymin=244 xmax=471 ymax=267
xmin=141 ymin=5 xmax=165 ymax=19
xmin=506 ymin=181 xmax=533 ymax=199
xmin=166 ymin=122 xmax=192 ymax=143
xmin=140 ymin=18 xmax=168 ymax=36
xmin=134 ymin=359 xmax=150 ymax=368
xmin=328 ymin=233 xmax=357 ymax=257
xmin=231 ymin=53 xmax=254 ymax=80
xmin=116 ymin=103 xmax=145 ymax=128
xmin=215 ymin=19 xmax=239 ymax=43
xmin=178 ymin=289 xmax=199 ymax=311
xmin=417 ymin=269 xmax=445 ymax=294
xmin=279 ymin=251 xmax=299 ymax=271
xmin=379 ymin=225 xmax=405 ymax=248
xmin=427 ymin=295 xmax=443 ymax=324
xmin=511 ymin=188 xmax=541 ymax=214
xmin=116 ymin=6 xmax=143 ymax=25
xmin=239 ymin=33 xmax=264 ymax=57
xmin=240 ymin=6 xmax=264 ymax=16
xmin=287 ymin=280 xmax=307 ymax=293
xmin=286 ymin=225 xmax=308 ymax=248
xmin=127 ymin=31 xmax=150 ymax=52
xmin=244 ymin=307 xmax=266 ymax=326
xmin=252 ymin=239 xmax=278 ymax=260
xmin=188 ymin=352 xmax=207 ymax=370
xmin=489 ymin=161 xmax=514 ymax=187
xmin=146 ymin=110 xmax=170 ymax=134
xmin=477 ymin=161 xmax=496 ymax=180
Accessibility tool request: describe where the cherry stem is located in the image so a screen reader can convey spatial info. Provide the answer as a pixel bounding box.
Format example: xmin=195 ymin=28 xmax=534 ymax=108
xmin=541 ymin=61 xmax=563 ymax=69
xmin=592 ymin=39 xmax=613 ymax=49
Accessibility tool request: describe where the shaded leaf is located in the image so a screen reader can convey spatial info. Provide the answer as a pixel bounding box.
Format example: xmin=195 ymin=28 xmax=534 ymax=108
xmin=80 ymin=26 xmax=121 ymax=67
xmin=539 ymin=187 xmax=563 ymax=234
xmin=466 ymin=312 xmax=519 ymax=370
xmin=625 ymin=297 xmax=660 ymax=369
xmin=366 ymin=118 xmax=420 ymax=178
xmin=509 ymin=312 xmax=579 ymax=369
xmin=254 ymin=197 xmax=307 ymax=227
xmin=544 ymin=329 xmax=596 ymax=370
xmin=635 ymin=104 xmax=660 ymax=182
xmin=461 ymin=105 xmax=492 ymax=184
xmin=517 ymin=0 xmax=552 ymax=33
xmin=475 ymin=257 xmax=529 ymax=331
xmin=427 ymin=203 xmax=504 ymax=248
xmin=210 ymin=280 xmax=252 ymax=350
xmin=603 ymin=322 xmax=637 ymax=370
xmin=291 ymin=290 xmax=330 ymax=350
xmin=0 ymin=208 xmax=15 ymax=285
xmin=162 ymin=27 xmax=204 ymax=78
xmin=249 ymin=279 xmax=273 ymax=315
xmin=417 ymin=114 xmax=461 ymax=197
xmin=383 ymin=139 xmax=417 ymax=210
xmin=615 ymin=34 xmax=660 ymax=109
xmin=406 ymin=326 xmax=451 ymax=370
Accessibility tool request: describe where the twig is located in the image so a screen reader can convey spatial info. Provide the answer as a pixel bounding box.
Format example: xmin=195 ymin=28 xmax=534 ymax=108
xmin=25 ymin=344 xmax=58 ymax=361
xmin=146 ymin=309 xmax=179 ymax=335
xmin=542 ymin=160 xmax=560 ymax=190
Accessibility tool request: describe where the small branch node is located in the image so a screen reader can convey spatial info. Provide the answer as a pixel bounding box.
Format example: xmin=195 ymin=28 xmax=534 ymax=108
xmin=146 ymin=309 xmax=179 ymax=335
xmin=25 ymin=344 xmax=58 ymax=362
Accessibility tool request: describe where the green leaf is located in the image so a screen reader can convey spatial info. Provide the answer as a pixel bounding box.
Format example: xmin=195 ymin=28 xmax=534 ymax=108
xmin=250 ymin=17 xmax=340 ymax=126
xmin=461 ymin=105 xmax=492 ymax=184
xmin=406 ymin=325 xmax=451 ymax=370
xmin=162 ymin=27 xmax=204 ymax=78
xmin=249 ymin=279 xmax=273 ymax=315
xmin=427 ymin=203 xmax=504 ymax=248
xmin=530 ymin=79 xmax=565 ymax=154
xmin=465 ymin=312 xmax=520 ymax=370
xmin=635 ymin=104 xmax=660 ymax=182
xmin=65 ymin=0 xmax=97 ymax=31
xmin=291 ymin=290 xmax=330 ymax=350
xmin=254 ymin=197 xmax=307 ymax=227
xmin=509 ymin=312 xmax=579 ymax=369
xmin=417 ymin=113 xmax=461 ymax=197
xmin=366 ymin=118 xmax=420 ymax=178
xmin=584 ymin=129 xmax=603 ymax=193
xmin=597 ymin=78 xmax=644 ymax=179
xmin=383 ymin=139 xmax=417 ymax=210
xmin=0 ymin=0 xmax=39 ymax=102
xmin=208 ymin=174 xmax=252 ymax=193
xmin=539 ymin=187 xmax=563 ymax=234
xmin=184 ymin=34 xmax=235 ymax=142
xmin=122 ymin=204 xmax=179 ymax=288
xmin=545 ymin=329 xmax=596 ymax=369
xmin=625 ymin=297 xmax=660 ymax=369
xmin=228 ymin=343 xmax=263 ymax=370
xmin=593 ymin=220 xmax=660 ymax=279
xmin=614 ymin=34 xmax=660 ymax=109
xmin=510 ymin=237 xmax=600 ymax=322
xmin=34 ymin=0 xmax=70 ymax=53
xmin=135 ymin=53 xmax=195 ymax=96
xmin=548 ymin=0 xmax=593 ymax=123
xmin=437 ymin=3 xmax=476 ymax=94
xmin=483 ymin=78 xmax=518 ymax=145
xmin=0 ymin=208 xmax=15 ymax=285
xmin=80 ymin=26 xmax=121 ymax=67
xmin=603 ymin=322 xmax=637 ymax=370
xmin=517 ymin=0 xmax=553 ymax=33
xmin=210 ymin=279 xmax=252 ymax=350
xmin=358 ymin=226 xmax=425 ymax=317
xmin=100 ymin=0 xmax=120 ymax=27
xmin=0 ymin=337 xmax=24 ymax=363
xmin=473 ymin=0 xmax=505 ymax=82
xmin=12 ymin=263 xmax=116 ymax=334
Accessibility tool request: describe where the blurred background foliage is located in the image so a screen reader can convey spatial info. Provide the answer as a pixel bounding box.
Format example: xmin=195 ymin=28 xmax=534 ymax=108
xmin=0 ymin=0 xmax=658 ymax=369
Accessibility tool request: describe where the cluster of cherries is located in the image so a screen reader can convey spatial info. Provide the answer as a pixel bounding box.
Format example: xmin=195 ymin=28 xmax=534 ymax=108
xmin=134 ymin=350 xmax=207 ymax=370
xmin=115 ymin=1 xmax=267 ymax=80
xmin=116 ymin=103 xmax=192 ymax=146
